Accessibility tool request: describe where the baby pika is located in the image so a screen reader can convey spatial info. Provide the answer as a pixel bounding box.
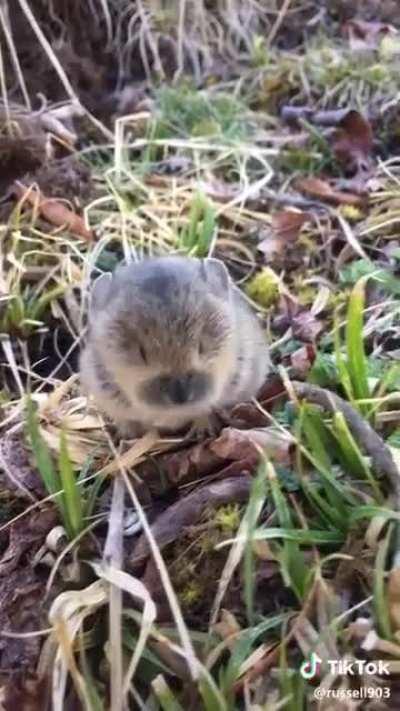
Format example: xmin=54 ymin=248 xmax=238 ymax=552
xmin=80 ymin=256 xmax=270 ymax=436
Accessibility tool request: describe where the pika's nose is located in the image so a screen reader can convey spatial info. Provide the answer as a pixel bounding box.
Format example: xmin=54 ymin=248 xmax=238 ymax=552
xmin=165 ymin=374 xmax=194 ymax=404
xmin=141 ymin=372 xmax=211 ymax=407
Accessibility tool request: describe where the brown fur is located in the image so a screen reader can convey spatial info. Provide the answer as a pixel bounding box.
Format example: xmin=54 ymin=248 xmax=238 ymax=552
xmin=80 ymin=257 xmax=270 ymax=435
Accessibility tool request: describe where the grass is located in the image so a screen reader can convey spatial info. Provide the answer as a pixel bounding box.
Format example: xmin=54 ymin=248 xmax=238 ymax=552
xmin=25 ymin=395 xmax=102 ymax=539
xmin=2 ymin=1 xmax=400 ymax=708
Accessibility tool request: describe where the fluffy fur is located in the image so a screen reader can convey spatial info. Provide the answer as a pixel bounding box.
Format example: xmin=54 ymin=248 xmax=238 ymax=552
xmin=80 ymin=256 xmax=270 ymax=435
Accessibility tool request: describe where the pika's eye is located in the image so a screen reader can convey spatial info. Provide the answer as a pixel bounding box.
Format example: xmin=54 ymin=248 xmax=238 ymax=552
xmin=138 ymin=343 xmax=147 ymax=363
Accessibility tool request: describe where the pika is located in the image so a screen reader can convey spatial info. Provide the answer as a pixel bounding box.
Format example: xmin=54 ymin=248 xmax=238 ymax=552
xmin=80 ymin=257 xmax=270 ymax=436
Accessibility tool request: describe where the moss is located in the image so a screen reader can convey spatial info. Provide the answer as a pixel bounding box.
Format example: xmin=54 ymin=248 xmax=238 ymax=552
xmin=246 ymin=267 xmax=280 ymax=307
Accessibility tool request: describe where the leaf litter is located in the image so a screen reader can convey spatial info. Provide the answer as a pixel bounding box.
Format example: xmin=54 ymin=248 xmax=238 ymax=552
xmin=2 ymin=0 xmax=400 ymax=707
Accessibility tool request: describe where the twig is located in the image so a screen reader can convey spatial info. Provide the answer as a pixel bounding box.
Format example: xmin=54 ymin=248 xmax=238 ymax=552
xmin=267 ymin=0 xmax=294 ymax=46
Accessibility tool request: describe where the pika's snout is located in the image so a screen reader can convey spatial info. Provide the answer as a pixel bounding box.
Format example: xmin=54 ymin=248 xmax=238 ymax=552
xmin=141 ymin=371 xmax=212 ymax=407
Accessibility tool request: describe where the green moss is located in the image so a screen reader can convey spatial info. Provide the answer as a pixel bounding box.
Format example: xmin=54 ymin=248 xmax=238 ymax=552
xmin=246 ymin=267 xmax=280 ymax=307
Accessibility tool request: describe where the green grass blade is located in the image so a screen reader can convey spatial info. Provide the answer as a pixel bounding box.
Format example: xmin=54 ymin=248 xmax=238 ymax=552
xmin=25 ymin=396 xmax=58 ymax=494
xmin=199 ymin=669 xmax=228 ymax=711
xmin=179 ymin=192 xmax=216 ymax=257
xmin=346 ymin=278 xmax=370 ymax=405
xmin=331 ymin=411 xmax=383 ymax=502
xmin=243 ymin=462 xmax=268 ymax=624
xmin=253 ymin=527 xmax=344 ymax=545
xmin=25 ymin=396 xmax=67 ymax=524
xmin=334 ymin=310 xmax=354 ymax=402
xmin=59 ymin=430 xmax=84 ymax=538
xmin=266 ymin=462 xmax=309 ymax=599
xmin=152 ymin=675 xmax=185 ymax=711
xmin=219 ymin=613 xmax=288 ymax=697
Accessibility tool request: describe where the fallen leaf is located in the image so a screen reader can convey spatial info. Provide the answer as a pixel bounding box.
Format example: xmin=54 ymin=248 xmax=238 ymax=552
xmin=332 ymin=110 xmax=374 ymax=174
xmin=272 ymin=209 xmax=311 ymax=240
xmin=258 ymin=210 xmax=310 ymax=262
xmin=212 ymin=609 xmax=242 ymax=642
xmin=137 ymin=421 xmax=290 ymax=493
xmin=290 ymin=344 xmax=317 ymax=377
xmin=257 ymin=232 xmax=284 ymax=261
xmin=294 ymin=176 xmax=365 ymax=206
xmin=14 ymin=182 xmax=93 ymax=241
xmin=273 ymin=296 xmax=323 ymax=342
xmin=210 ymin=427 xmax=292 ymax=465
xmin=343 ymin=19 xmax=396 ymax=50
xmin=128 ymin=476 xmax=252 ymax=567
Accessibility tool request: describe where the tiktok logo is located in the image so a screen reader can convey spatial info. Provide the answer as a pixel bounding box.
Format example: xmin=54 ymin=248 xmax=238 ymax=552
xmin=300 ymin=652 xmax=322 ymax=679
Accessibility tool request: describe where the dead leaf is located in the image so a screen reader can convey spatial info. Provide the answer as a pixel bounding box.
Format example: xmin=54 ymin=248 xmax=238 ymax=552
xmin=138 ymin=421 xmax=291 ymax=493
xmin=332 ymin=110 xmax=374 ymax=174
xmin=128 ymin=476 xmax=252 ymax=567
xmin=343 ymin=19 xmax=396 ymax=50
xmin=258 ymin=210 xmax=310 ymax=262
xmin=210 ymin=427 xmax=292 ymax=465
xmin=290 ymin=344 xmax=317 ymax=377
xmin=272 ymin=210 xmax=311 ymax=240
xmin=294 ymin=176 xmax=365 ymax=206
xmin=213 ymin=609 xmax=242 ymax=642
xmin=273 ymin=296 xmax=323 ymax=342
xmin=14 ymin=182 xmax=93 ymax=241
xmin=225 ymin=378 xmax=285 ymax=428
xmin=137 ymin=438 xmax=223 ymax=492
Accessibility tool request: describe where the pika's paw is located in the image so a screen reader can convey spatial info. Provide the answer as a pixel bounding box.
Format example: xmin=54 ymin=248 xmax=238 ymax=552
xmin=185 ymin=413 xmax=223 ymax=442
xmin=117 ymin=420 xmax=147 ymax=440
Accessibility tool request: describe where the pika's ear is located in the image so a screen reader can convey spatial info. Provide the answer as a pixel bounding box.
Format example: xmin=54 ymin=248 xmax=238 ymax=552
xmin=200 ymin=258 xmax=231 ymax=296
xmin=90 ymin=273 xmax=113 ymax=311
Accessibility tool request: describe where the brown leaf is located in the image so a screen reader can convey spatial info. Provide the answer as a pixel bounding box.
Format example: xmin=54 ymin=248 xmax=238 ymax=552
xmin=137 ymin=422 xmax=290 ymax=494
xmin=128 ymin=476 xmax=252 ymax=567
xmin=210 ymin=427 xmax=292 ymax=465
xmin=294 ymin=176 xmax=365 ymax=206
xmin=332 ymin=110 xmax=374 ymax=174
xmin=271 ymin=210 xmax=311 ymax=240
xmin=212 ymin=609 xmax=242 ymax=642
xmin=258 ymin=209 xmax=310 ymax=261
xmin=137 ymin=438 xmax=223 ymax=493
xmin=292 ymin=311 xmax=323 ymax=342
xmin=14 ymin=182 xmax=93 ymax=241
xmin=290 ymin=344 xmax=317 ymax=377
xmin=343 ymin=19 xmax=396 ymax=50
xmin=273 ymin=296 xmax=323 ymax=342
